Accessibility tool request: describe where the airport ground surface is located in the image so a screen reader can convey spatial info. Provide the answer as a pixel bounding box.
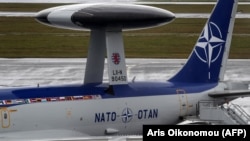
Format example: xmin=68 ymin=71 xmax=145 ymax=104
xmin=0 ymin=3 xmax=250 ymax=58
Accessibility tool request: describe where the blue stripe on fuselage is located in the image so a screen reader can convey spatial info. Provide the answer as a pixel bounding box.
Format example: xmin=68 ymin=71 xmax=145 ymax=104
xmin=0 ymin=82 xmax=217 ymax=100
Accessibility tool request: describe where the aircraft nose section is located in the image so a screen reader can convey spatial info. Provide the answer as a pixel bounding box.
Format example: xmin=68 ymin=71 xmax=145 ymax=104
xmin=35 ymin=10 xmax=51 ymax=25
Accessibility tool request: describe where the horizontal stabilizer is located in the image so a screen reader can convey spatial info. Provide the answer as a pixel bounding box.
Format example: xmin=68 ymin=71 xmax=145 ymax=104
xmin=209 ymin=90 xmax=250 ymax=98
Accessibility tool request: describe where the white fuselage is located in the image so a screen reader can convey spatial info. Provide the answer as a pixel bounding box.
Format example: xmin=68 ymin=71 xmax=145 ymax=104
xmin=0 ymin=91 xmax=213 ymax=136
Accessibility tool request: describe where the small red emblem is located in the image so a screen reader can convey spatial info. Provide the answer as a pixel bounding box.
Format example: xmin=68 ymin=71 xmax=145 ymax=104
xmin=112 ymin=53 xmax=120 ymax=65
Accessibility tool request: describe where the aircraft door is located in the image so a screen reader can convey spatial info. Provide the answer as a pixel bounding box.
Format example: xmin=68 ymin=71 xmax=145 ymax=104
xmin=177 ymin=89 xmax=188 ymax=117
xmin=1 ymin=108 xmax=10 ymax=128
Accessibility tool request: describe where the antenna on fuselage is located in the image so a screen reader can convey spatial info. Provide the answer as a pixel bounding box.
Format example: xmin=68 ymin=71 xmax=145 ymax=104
xmin=82 ymin=26 xmax=128 ymax=85
xmin=35 ymin=3 xmax=175 ymax=86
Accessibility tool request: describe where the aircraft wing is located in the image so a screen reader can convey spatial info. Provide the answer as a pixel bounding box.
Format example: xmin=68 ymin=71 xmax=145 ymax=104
xmin=209 ymin=90 xmax=250 ymax=99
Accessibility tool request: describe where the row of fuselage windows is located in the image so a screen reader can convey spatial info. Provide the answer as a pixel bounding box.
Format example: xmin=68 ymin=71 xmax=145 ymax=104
xmin=0 ymin=95 xmax=102 ymax=105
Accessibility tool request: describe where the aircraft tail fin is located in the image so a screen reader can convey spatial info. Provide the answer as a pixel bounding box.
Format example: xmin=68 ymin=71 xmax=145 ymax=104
xmin=169 ymin=0 xmax=238 ymax=83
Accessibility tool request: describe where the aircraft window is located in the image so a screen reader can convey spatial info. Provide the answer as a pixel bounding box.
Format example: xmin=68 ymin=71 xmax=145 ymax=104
xmin=4 ymin=113 xmax=7 ymax=119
